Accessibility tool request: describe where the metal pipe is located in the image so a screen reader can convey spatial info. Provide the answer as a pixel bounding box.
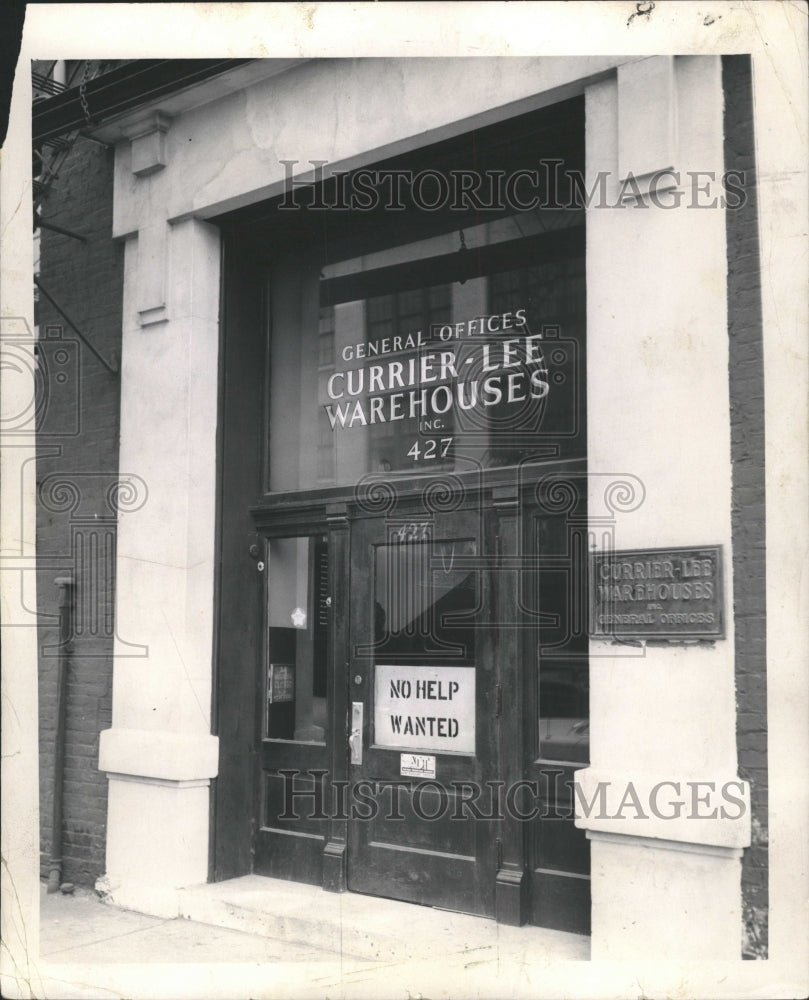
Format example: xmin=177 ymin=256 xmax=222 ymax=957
xmin=35 ymin=215 xmax=87 ymax=243
xmin=47 ymin=576 xmax=73 ymax=894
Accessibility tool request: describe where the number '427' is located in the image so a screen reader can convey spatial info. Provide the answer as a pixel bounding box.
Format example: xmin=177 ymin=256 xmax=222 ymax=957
xmin=407 ymin=437 xmax=453 ymax=462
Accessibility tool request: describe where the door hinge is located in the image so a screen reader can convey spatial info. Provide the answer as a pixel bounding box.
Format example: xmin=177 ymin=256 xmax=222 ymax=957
xmin=496 ymin=683 xmax=502 ymax=717
xmin=495 ymin=837 xmax=503 ymax=869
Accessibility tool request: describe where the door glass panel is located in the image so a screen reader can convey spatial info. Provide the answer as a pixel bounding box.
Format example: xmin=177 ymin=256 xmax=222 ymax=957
xmin=536 ymin=522 xmax=589 ymax=763
xmin=371 ymin=532 xmax=477 ymax=755
xmin=264 ymin=534 xmax=329 ymax=743
xmin=373 ymin=535 xmax=476 ymax=662
xmin=538 ymin=662 xmax=589 ymax=763
xmin=268 ymin=212 xmax=584 ymax=492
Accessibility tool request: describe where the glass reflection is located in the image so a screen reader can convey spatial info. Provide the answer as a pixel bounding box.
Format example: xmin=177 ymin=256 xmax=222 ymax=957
xmin=373 ymin=537 xmax=477 ymax=664
xmin=538 ymin=664 xmax=588 ymax=764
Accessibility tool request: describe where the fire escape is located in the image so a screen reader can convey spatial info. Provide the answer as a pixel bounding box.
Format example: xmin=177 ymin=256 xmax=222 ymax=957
xmin=32 ymin=60 xmax=123 ymax=227
xmin=32 ymin=60 xmax=125 ymax=374
xmin=31 ymin=58 xmax=252 ymax=373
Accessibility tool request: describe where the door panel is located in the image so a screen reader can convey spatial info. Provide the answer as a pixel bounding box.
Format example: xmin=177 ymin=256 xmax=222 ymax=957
xmin=346 ymin=505 xmax=498 ymax=916
xmin=525 ymin=496 xmax=591 ymax=933
xmin=255 ymin=532 xmax=333 ymax=884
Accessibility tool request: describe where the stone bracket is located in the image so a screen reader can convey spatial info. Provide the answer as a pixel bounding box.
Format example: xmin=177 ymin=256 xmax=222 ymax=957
xmin=128 ymin=112 xmax=171 ymax=178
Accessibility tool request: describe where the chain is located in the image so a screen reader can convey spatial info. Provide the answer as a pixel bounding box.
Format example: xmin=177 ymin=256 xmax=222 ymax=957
xmin=78 ymin=61 xmax=93 ymax=125
xmin=457 ymin=230 xmax=469 ymax=284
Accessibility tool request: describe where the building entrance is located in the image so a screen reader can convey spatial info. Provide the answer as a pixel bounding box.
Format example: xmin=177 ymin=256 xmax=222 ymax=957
xmin=213 ymin=97 xmax=591 ymax=933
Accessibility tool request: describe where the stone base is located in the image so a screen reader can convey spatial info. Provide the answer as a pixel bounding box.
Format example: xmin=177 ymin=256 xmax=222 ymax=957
xmin=588 ymin=832 xmax=744 ymax=960
xmin=95 ymin=873 xmax=182 ymax=920
xmin=98 ymin=727 xmax=219 ymax=914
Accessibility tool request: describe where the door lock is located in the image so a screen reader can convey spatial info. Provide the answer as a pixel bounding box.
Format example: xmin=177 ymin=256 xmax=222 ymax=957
xmin=349 ymin=701 xmax=363 ymax=765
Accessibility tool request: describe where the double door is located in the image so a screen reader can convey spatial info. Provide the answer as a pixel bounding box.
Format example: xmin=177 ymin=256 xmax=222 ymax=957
xmin=255 ymin=498 xmax=498 ymax=919
xmin=252 ymin=486 xmax=590 ymax=932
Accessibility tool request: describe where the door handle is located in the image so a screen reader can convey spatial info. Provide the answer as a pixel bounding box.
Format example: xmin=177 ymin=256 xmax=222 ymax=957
xmin=349 ymin=701 xmax=363 ymax=765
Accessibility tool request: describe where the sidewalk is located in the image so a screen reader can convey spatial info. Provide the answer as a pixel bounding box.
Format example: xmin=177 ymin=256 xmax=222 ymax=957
xmin=32 ymin=877 xmax=589 ymax=999
xmin=40 ymin=883 xmax=332 ymax=965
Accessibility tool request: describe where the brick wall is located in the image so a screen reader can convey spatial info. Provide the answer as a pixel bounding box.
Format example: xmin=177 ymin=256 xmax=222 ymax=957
xmin=723 ymin=54 xmax=768 ymax=960
xmin=36 ymin=135 xmax=122 ymax=887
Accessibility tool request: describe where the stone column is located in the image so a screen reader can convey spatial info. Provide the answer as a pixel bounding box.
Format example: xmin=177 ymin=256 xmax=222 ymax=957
xmin=578 ymin=56 xmax=751 ymax=960
xmin=98 ymin=202 xmax=221 ymax=916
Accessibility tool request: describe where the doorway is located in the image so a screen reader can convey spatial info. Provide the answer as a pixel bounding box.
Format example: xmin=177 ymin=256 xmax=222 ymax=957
xmin=213 ymin=96 xmax=590 ymax=933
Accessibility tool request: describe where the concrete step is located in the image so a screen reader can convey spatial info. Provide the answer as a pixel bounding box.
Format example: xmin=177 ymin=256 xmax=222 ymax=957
xmin=177 ymin=875 xmax=589 ymax=965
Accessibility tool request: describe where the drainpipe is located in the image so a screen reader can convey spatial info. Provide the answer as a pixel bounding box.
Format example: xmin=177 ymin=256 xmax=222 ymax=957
xmin=48 ymin=576 xmax=73 ymax=894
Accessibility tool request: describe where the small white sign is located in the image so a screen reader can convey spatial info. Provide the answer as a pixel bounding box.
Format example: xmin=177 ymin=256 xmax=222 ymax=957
xmin=400 ymin=753 xmax=436 ymax=779
xmin=374 ymin=664 xmax=475 ymax=754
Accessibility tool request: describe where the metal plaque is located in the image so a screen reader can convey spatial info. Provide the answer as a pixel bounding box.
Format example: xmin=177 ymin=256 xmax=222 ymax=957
xmin=590 ymin=546 xmax=724 ymax=640
xmin=400 ymin=753 xmax=436 ymax=779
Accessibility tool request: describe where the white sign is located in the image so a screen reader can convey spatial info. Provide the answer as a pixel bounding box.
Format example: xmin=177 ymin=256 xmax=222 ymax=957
xmin=374 ymin=665 xmax=475 ymax=754
xmin=400 ymin=753 xmax=436 ymax=779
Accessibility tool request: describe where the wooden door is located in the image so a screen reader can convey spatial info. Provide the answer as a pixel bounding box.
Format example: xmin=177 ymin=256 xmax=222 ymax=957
xmin=345 ymin=499 xmax=498 ymax=917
